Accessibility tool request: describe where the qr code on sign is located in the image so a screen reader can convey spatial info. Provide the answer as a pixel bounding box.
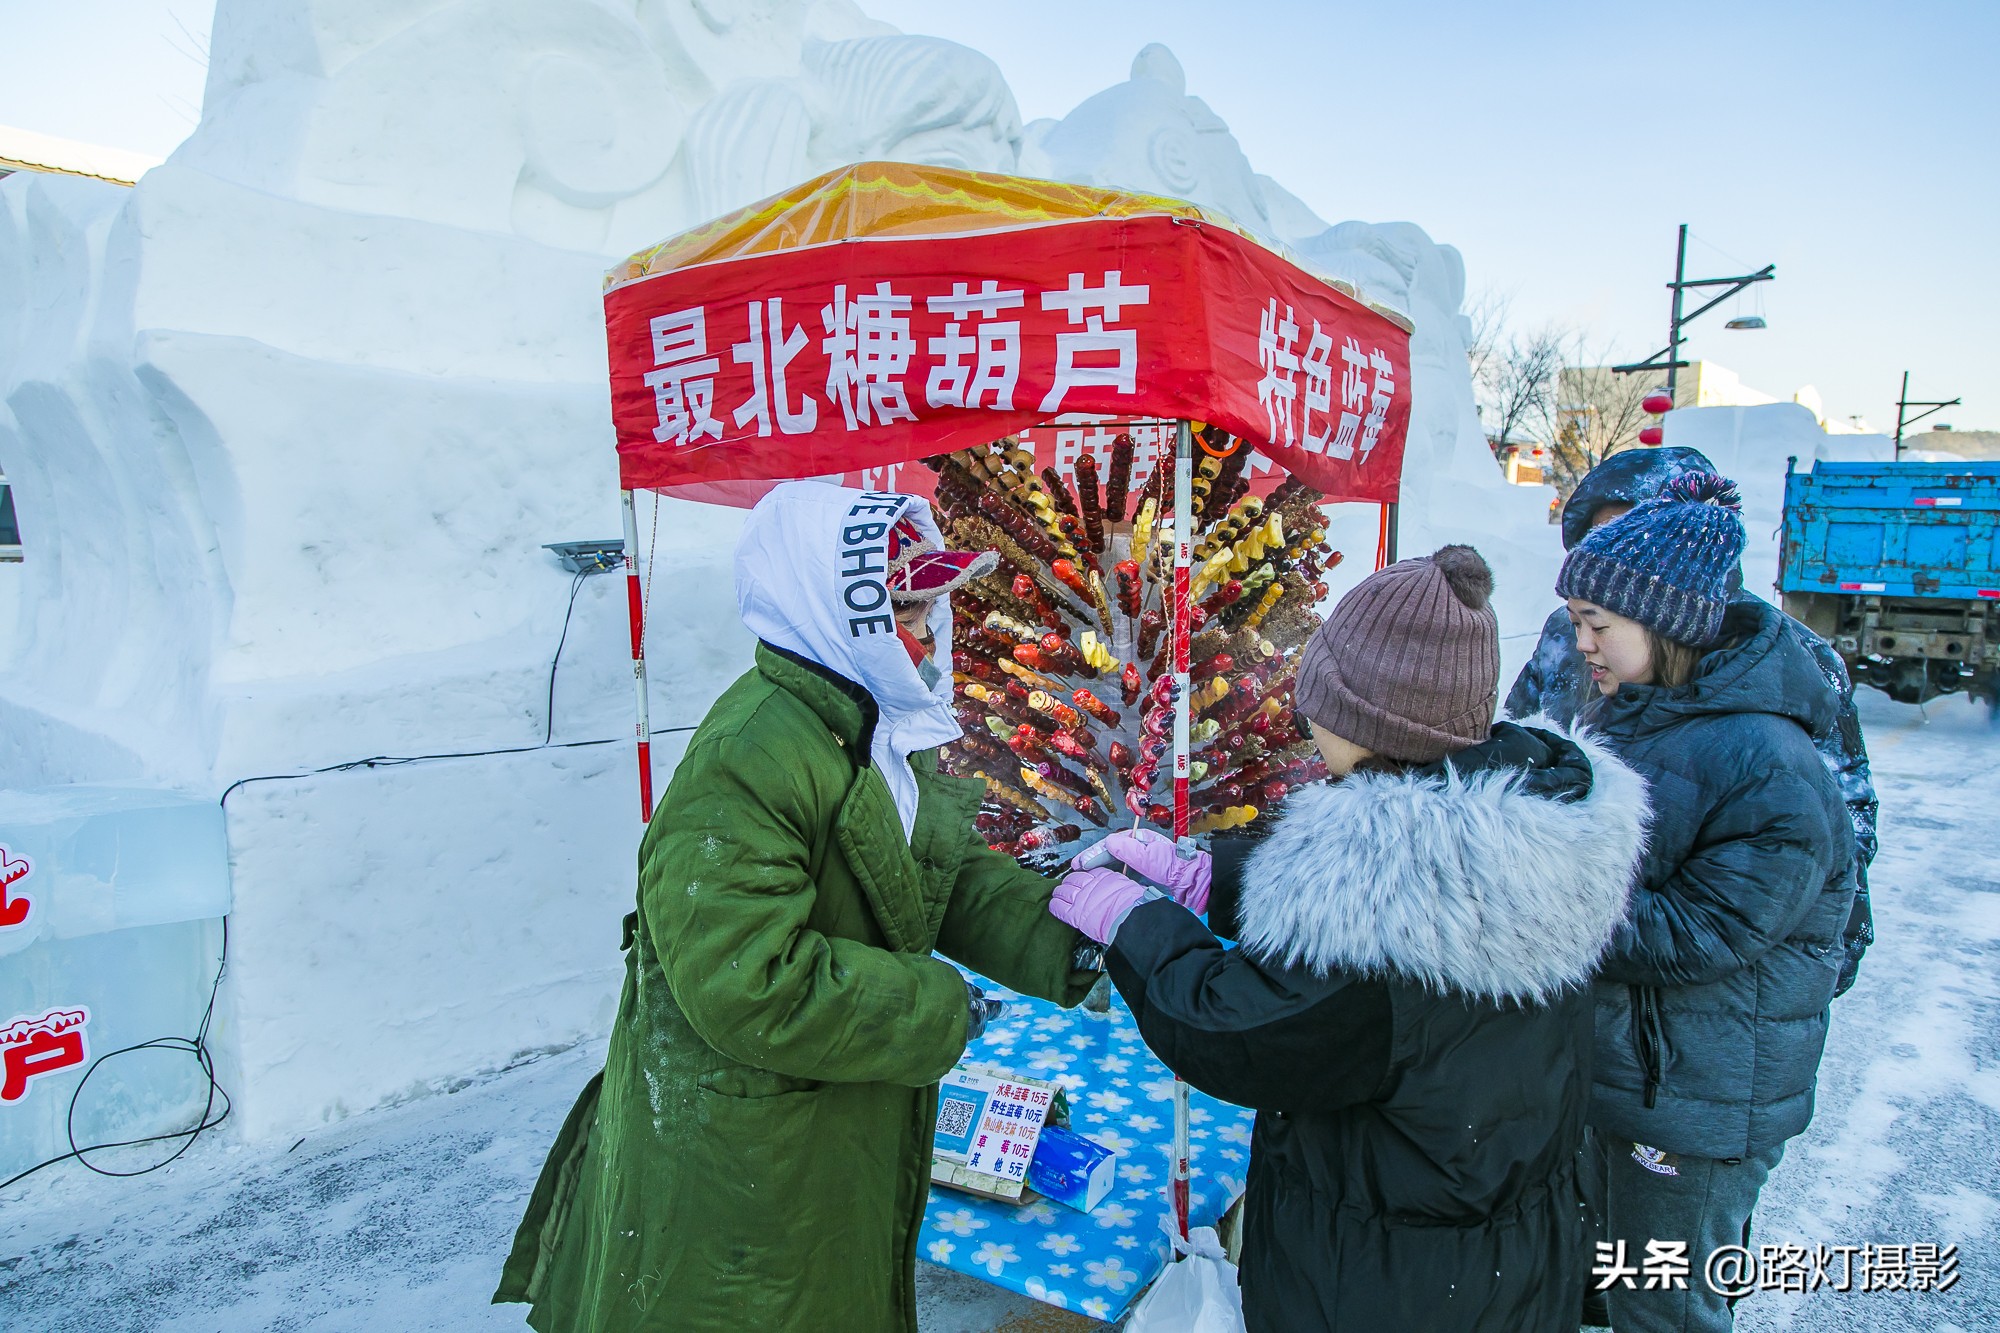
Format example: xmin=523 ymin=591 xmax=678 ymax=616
xmin=937 ymin=1098 xmax=976 ymax=1140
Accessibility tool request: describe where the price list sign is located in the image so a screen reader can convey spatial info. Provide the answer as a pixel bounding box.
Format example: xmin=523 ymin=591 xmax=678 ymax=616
xmin=930 ymin=1064 xmax=1058 ymax=1203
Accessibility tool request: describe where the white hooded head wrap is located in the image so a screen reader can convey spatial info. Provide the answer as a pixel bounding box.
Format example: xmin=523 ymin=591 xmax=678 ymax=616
xmin=734 ymin=481 xmax=963 ymax=837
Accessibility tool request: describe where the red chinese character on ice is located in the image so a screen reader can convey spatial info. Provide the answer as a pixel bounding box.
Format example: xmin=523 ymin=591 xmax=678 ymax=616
xmin=1256 ymin=299 xmax=1300 ymax=447
xmin=0 ymin=844 xmax=32 ymax=930
xmin=0 ymin=1007 xmax=89 ymax=1103
xmin=731 ymin=298 xmax=818 ymax=437
xmin=644 ymin=307 xmax=723 ymax=448
xmin=823 ymin=282 xmax=918 ymax=429
xmin=1037 ymin=271 xmax=1151 ymax=413
xmin=927 ymin=280 xmax=1026 ymax=410
xmin=1360 ymin=348 xmax=1396 ymax=460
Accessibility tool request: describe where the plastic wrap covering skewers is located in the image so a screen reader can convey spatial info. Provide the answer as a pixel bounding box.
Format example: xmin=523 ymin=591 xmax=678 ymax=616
xmin=926 ymin=428 xmax=1343 ymax=867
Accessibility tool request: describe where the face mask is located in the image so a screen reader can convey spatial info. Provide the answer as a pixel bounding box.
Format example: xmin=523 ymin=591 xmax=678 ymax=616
xmin=896 ymin=622 xmax=942 ymax=689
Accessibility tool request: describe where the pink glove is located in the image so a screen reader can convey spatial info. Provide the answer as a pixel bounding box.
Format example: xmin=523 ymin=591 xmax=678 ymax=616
xmin=1078 ymin=829 xmax=1212 ymax=916
xmin=1050 ymin=868 xmax=1150 ymax=945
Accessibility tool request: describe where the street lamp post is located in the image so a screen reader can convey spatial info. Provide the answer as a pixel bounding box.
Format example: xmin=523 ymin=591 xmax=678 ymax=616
xmin=1612 ymin=224 xmax=1775 ymax=403
xmin=1892 ymin=371 xmax=1961 ymax=460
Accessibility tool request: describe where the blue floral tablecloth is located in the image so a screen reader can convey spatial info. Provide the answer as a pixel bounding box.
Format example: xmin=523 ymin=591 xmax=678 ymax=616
xmin=922 ymin=969 xmax=1254 ymax=1323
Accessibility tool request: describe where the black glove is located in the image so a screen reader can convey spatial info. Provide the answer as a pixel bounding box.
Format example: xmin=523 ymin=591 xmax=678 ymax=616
xmin=964 ymin=980 xmax=1008 ymax=1044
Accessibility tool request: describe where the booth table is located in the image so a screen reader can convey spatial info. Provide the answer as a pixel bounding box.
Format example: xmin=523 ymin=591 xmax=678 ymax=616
xmin=922 ymin=968 xmax=1255 ymax=1323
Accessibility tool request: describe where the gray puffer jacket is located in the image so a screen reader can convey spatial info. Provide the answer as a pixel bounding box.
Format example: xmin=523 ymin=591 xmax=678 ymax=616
xmin=1584 ymin=597 xmax=1857 ymax=1160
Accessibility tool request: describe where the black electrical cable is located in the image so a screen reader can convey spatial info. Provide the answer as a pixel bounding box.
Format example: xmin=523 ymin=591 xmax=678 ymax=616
xmin=216 ymin=723 xmax=702 ymax=810
xmin=546 ymin=567 xmax=588 ymax=745
xmin=3 ymin=568 xmax=699 ymax=1195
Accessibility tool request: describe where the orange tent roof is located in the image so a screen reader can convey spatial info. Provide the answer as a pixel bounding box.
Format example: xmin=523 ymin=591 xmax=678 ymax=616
xmin=611 ymin=160 xmax=1270 ymax=291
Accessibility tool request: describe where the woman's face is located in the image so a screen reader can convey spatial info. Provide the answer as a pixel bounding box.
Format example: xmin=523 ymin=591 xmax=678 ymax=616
xmin=1307 ymin=721 xmax=1375 ymax=778
xmin=1567 ymin=598 xmax=1654 ymax=695
xmin=893 ymin=598 xmax=935 ymax=650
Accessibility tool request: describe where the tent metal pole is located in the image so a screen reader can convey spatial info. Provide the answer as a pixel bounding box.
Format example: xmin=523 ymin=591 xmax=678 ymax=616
xmin=621 ymin=487 xmax=655 ymax=821
xmin=1170 ymin=420 xmax=1193 ymax=1241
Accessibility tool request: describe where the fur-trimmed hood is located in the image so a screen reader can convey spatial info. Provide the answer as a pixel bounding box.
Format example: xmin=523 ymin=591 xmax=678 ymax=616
xmin=1236 ymin=723 xmax=1648 ymax=1004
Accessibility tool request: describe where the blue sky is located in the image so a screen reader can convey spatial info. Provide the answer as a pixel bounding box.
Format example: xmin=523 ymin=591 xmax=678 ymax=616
xmin=3 ymin=0 xmax=1993 ymax=432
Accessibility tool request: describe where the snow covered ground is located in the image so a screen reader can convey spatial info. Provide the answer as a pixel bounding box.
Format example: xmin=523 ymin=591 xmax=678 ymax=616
xmin=1 ymin=689 xmax=1993 ymax=1332
xmin=1733 ymin=688 xmax=2000 ymax=1333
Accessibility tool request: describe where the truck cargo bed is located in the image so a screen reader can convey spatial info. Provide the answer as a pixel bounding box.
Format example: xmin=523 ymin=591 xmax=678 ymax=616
xmin=1781 ymin=460 xmax=2000 ymax=709
xmin=1780 ymin=460 xmax=2000 ymax=600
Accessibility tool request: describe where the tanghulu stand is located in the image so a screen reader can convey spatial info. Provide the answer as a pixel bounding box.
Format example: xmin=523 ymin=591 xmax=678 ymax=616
xmin=602 ymin=161 xmax=1412 ymax=1321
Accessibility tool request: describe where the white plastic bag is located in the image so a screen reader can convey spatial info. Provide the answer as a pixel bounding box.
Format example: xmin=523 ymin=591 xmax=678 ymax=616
xmin=1122 ymin=1225 xmax=1246 ymax=1333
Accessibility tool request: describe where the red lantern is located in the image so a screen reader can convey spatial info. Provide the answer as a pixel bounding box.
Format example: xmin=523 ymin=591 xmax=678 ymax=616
xmin=1642 ymin=392 xmax=1674 ymax=415
xmin=1638 ymin=425 xmax=1665 ymax=446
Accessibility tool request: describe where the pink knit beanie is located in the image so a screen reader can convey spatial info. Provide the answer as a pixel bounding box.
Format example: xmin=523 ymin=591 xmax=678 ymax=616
xmin=1290 ymin=546 xmax=1500 ymax=764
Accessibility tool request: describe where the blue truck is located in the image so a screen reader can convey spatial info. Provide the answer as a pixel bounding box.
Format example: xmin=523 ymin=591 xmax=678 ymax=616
xmin=1779 ymin=459 xmax=2000 ymax=714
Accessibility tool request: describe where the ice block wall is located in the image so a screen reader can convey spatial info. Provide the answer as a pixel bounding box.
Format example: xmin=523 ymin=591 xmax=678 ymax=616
xmin=0 ymin=788 xmax=230 ymax=1179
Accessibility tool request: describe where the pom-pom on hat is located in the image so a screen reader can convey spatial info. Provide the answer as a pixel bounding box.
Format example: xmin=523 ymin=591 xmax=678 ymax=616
xmin=1556 ymin=472 xmax=1747 ymax=646
xmin=1291 ymin=545 xmax=1500 ymax=764
xmin=886 ymin=515 xmax=998 ymax=603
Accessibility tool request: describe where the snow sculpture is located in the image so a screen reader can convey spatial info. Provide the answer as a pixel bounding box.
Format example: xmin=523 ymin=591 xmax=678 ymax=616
xmin=1027 ymin=43 xmax=1273 ymax=242
xmin=680 ymin=34 xmax=1021 ymax=229
xmin=0 ymin=3 xmax=1537 ymax=1141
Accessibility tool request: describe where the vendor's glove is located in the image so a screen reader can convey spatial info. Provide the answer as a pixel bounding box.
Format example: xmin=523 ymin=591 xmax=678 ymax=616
xmin=1077 ymin=828 xmax=1212 ymax=916
xmin=1050 ymin=867 xmax=1153 ymax=946
xmin=964 ymin=980 xmax=1008 ymax=1044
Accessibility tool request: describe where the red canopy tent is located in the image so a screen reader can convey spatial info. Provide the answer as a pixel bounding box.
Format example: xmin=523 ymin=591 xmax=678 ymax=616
xmin=604 ymin=159 xmax=1414 ymax=810
xmin=601 ymin=161 xmax=1415 ymax=1246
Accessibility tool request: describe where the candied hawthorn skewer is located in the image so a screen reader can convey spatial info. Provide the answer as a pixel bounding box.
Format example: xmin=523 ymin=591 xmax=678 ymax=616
xmin=1104 ymin=432 xmax=1137 ymax=522
xmin=1074 ymin=451 xmax=1107 ymax=556
xmin=1040 ymin=466 xmax=1079 ymax=519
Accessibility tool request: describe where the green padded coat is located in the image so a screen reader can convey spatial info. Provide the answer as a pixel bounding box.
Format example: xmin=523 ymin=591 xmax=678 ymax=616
xmin=495 ymin=643 xmax=1095 ymax=1332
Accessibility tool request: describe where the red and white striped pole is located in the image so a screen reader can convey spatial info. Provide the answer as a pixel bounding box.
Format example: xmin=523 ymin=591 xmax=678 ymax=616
xmin=1170 ymin=419 xmax=1193 ymax=1241
xmin=1171 ymin=422 xmax=1193 ymax=846
xmin=621 ymin=488 xmax=655 ymax=821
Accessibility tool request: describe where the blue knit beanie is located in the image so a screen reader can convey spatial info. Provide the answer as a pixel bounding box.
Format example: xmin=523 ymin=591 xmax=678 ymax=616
xmin=1555 ymin=473 xmax=1747 ymax=646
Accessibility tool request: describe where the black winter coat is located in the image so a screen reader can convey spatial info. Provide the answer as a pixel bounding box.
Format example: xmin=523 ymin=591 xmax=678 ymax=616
xmin=1106 ymin=724 xmax=1648 ymax=1333
xmin=1584 ymin=598 xmax=1858 ymax=1160
xmin=1504 ymin=446 xmax=1879 ymax=993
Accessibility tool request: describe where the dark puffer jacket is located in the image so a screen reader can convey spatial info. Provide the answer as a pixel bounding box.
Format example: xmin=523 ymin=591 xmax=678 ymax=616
xmin=1585 ymin=598 xmax=1857 ymax=1160
xmin=1504 ymin=446 xmax=1878 ymax=993
xmin=1106 ymin=724 xmax=1648 ymax=1333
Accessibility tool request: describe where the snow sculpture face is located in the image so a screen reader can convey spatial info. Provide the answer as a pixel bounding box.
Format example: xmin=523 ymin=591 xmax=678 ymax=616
xmin=1030 ymin=44 xmax=1268 ymax=232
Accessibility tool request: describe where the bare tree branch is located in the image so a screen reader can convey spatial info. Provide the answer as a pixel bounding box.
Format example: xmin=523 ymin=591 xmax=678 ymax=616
xmin=1466 ymin=289 xmax=1568 ymax=476
xmin=1544 ymin=338 xmax=1665 ymax=507
xmin=1463 ymin=288 xmax=1510 ymax=394
xmin=1485 ymin=325 xmax=1566 ymax=456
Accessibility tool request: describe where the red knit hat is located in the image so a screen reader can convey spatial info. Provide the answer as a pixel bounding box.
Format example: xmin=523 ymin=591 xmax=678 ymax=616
xmin=1290 ymin=546 xmax=1500 ymax=763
